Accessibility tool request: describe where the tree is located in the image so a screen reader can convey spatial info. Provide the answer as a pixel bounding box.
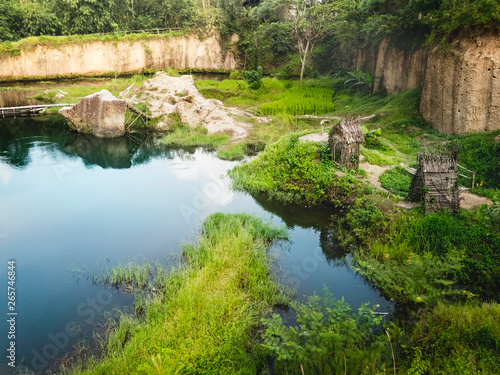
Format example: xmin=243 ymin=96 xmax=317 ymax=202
xmin=288 ymin=0 xmax=335 ymax=86
xmin=0 ymin=0 xmax=24 ymax=41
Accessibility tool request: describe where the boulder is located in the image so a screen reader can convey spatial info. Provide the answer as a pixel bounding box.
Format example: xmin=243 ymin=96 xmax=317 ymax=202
xmin=119 ymin=72 xmax=252 ymax=140
xmin=59 ymin=90 xmax=126 ymax=138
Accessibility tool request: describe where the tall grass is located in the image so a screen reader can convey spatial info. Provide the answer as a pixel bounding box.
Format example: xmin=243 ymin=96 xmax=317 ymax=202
xmin=70 ymin=213 xmax=288 ymax=374
xmin=259 ymin=87 xmax=335 ymax=116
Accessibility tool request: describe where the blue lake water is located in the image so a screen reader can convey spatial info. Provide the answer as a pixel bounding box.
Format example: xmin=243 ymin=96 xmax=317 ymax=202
xmin=0 ymin=115 xmax=392 ymax=373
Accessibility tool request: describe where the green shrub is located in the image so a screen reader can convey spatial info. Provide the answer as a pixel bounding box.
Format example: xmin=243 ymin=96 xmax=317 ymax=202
xmin=379 ymin=166 xmax=413 ymax=197
xmin=230 ymin=134 xmax=360 ymax=206
xmin=262 ymin=289 xmax=385 ymax=374
xmin=244 ymin=66 xmax=263 ymax=90
xmin=406 ymin=302 xmax=500 ymax=374
xmin=457 ymin=131 xmax=500 ymax=189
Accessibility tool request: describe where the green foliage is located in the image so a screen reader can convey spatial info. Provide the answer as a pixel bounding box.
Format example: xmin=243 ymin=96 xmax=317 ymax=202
xmin=347 ymin=199 xmax=390 ymax=241
xmin=230 ymin=134 xmax=360 ymax=206
xmin=470 ymin=187 xmax=500 ymax=203
xmin=217 ymin=143 xmax=248 ymax=161
xmin=353 ymin=207 xmax=500 ymax=303
xmin=379 ymin=166 xmax=413 ymax=197
xmin=244 ymin=66 xmax=263 ymax=90
xmin=98 ymin=262 xmax=152 ymax=291
xmin=362 ymin=125 xmax=382 ymax=147
xmin=406 ymin=302 xmax=500 ymax=374
xmin=262 ymin=289 xmax=385 ymax=374
xmin=345 ymin=71 xmax=377 ymax=94
xmin=456 ymin=131 xmax=500 ymax=189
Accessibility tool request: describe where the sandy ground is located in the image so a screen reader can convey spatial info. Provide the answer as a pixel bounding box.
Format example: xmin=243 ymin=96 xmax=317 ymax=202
xmin=299 ymin=132 xmax=329 ymax=143
xmin=302 ymin=131 xmax=493 ymax=210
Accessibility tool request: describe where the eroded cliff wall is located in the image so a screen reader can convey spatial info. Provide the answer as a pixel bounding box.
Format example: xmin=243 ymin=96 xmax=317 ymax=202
xmin=365 ymin=34 xmax=500 ymax=134
xmin=420 ymin=35 xmax=500 ymax=134
xmin=0 ymin=34 xmax=238 ymax=81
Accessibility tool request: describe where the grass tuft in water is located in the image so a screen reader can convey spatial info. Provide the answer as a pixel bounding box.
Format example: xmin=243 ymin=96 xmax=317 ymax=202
xmin=70 ymin=213 xmax=289 ymax=374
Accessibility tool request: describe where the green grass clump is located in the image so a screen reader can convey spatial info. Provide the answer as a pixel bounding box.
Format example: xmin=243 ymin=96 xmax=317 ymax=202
xmin=230 ymin=134 xmax=360 ymax=206
xmin=160 ymin=121 xmax=229 ymax=149
xmin=217 ymin=143 xmax=247 ymax=161
xmin=73 ymin=213 xmax=288 ymax=374
xmin=98 ymin=262 xmax=152 ymax=291
xmin=379 ymin=166 xmax=413 ymax=197
xmin=259 ymin=87 xmax=335 ymax=116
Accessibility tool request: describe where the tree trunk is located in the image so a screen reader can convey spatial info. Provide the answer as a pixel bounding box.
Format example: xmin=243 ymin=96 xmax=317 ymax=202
xmin=300 ymin=40 xmax=310 ymax=87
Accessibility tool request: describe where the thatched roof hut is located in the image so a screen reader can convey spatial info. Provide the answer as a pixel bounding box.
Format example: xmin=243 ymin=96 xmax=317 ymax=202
xmin=408 ymin=152 xmax=460 ymax=214
xmin=329 ymin=117 xmax=365 ymax=170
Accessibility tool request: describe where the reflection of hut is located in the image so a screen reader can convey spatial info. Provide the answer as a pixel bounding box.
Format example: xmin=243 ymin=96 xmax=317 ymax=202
xmin=328 ymin=117 xmax=364 ymax=170
xmin=409 ymin=152 xmax=460 ymax=214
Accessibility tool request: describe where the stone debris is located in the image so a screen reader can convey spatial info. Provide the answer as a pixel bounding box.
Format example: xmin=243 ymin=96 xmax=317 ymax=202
xmin=59 ymin=90 xmax=126 ymax=138
xmin=119 ymin=72 xmax=252 ymax=141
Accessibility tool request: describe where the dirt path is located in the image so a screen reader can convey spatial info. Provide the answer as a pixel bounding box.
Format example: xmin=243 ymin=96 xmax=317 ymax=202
xmin=460 ymin=192 xmax=493 ymax=209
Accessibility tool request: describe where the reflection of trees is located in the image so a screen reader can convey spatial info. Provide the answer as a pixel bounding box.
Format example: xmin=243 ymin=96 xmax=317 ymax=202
xmin=251 ymin=193 xmax=351 ymax=262
xmin=0 ymin=115 xmax=200 ymax=169
xmin=0 ymin=115 xmax=70 ymax=168
xmin=319 ymin=226 xmax=350 ymax=263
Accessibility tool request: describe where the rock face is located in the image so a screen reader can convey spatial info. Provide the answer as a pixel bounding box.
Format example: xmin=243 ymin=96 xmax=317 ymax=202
xmin=120 ymin=72 xmax=251 ymax=140
xmin=0 ymin=33 xmax=238 ymax=81
xmin=59 ymin=90 xmax=126 ymax=138
xmin=420 ymin=34 xmax=500 ymax=134
xmin=366 ymin=38 xmax=427 ymax=94
xmin=361 ymin=34 xmax=500 ymax=135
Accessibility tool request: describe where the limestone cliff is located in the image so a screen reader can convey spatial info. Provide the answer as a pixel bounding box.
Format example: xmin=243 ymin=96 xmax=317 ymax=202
xmin=420 ymin=34 xmax=500 ymax=134
xmin=0 ymin=33 xmax=238 ymax=81
xmin=362 ymin=34 xmax=500 ymax=134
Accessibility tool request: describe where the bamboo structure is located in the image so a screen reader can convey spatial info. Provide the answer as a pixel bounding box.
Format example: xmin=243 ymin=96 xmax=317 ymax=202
xmin=409 ymin=153 xmax=460 ymax=214
xmin=328 ymin=117 xmax=365 ymax=170
xmin=0 ymin=104 xmax=71 ymax=119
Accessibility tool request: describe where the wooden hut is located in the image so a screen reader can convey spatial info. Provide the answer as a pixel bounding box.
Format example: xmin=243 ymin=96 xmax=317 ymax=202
xmin=329 ymin=117 xmax=365 ymax=170
xmin=408 ymin=152 xmax=460 ymax=214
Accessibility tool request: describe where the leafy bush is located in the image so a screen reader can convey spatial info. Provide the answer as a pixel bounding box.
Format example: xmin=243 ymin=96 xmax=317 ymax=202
xmin=406 ymin=302 xmax=500 ymax=374
xmin=262 ymin=289 xmax=385 ymax=375
xmin=244 ymin=66 xmax=263 ymax=90
xmin=230 ymin=134 xmax=359 ymax=206
xmin=379 ymin=166 xmax=413 ymax=197
xmin=457 ymin=131 xmax=500 ymax=189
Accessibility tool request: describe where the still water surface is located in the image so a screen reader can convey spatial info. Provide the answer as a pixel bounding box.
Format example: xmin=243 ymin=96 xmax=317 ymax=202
xmin=0 ymin=115 xmax=392 ymax=372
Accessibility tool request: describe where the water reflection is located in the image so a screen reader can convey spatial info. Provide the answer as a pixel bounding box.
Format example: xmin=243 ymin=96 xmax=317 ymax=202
xmin=0 ymin=89 xmax=42 ymax=107
xmin=0 ymin=115 xmax=178 ymax=170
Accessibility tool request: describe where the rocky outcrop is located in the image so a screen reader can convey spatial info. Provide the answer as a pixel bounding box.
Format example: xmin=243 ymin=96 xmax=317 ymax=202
xmin=0 ymin=34 xmax=238 ymax=81
xmin=371 ymin=39 xmax=427 ymax=94
xmin=120 ymin=72 xmax=251 ymax=140
xmin=361 ymin=34 xmax=500 ymax=134
xmin=59 ymin=90 xmax=126 ymax=138
xmin=420 ymin=34 xmax=500 ymax=134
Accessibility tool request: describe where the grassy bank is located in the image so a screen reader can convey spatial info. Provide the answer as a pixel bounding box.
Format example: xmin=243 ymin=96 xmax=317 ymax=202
xmin=67 ymin=213 xmax=288 ymax=374
xmin=230 ymin=133 xmax=364 ymax=207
